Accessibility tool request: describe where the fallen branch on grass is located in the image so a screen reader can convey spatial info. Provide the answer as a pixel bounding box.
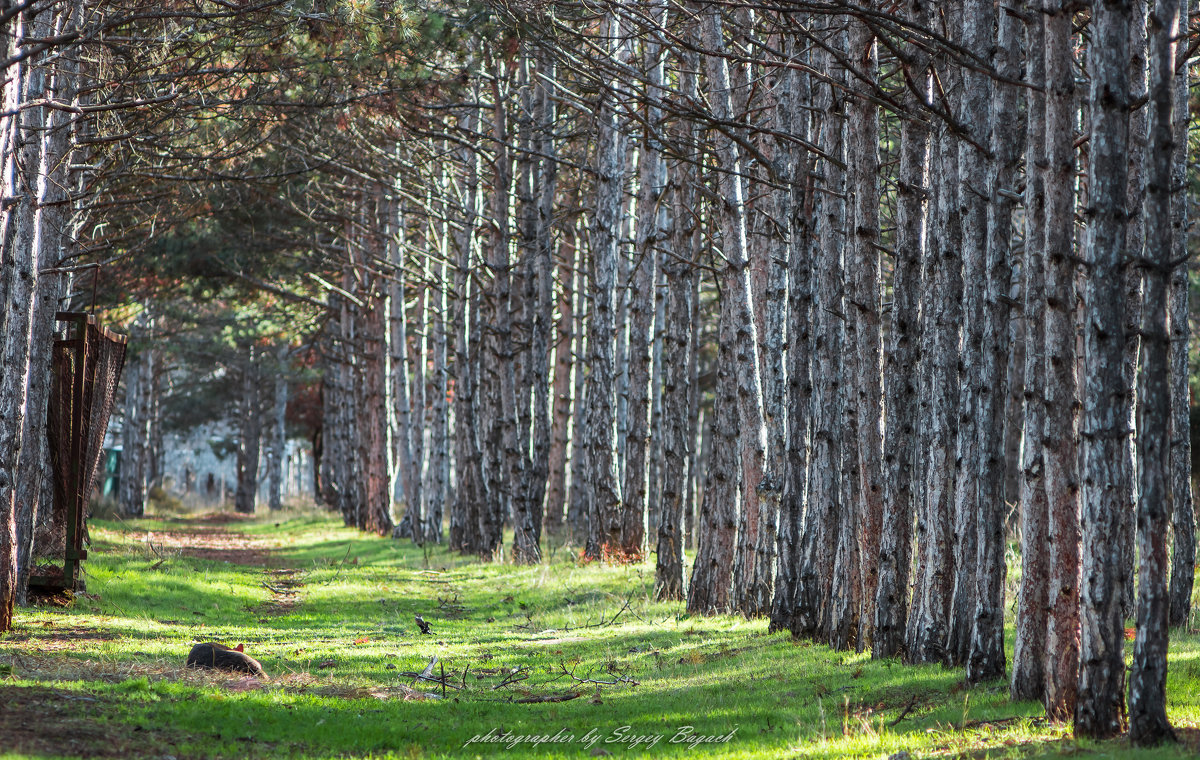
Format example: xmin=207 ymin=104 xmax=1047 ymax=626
xmin=888 ymin=696 xmax=919 ymax=727
xmin=491 ymin=666 xmax=531 ymax=690
xmin=556 ymin=662 xmax=639 ymax=687
xmin=514 ymin=691 xmax=582 ymax=704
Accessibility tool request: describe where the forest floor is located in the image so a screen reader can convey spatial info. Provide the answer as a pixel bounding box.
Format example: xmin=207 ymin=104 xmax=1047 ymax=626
xmin=2 ymin=506 xmax=1199 ymax=759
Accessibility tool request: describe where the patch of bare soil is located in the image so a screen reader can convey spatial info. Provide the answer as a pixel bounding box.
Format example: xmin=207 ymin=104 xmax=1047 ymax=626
xmin=123 ymin=524 xmax=275 ymax=567
xmin=192 ymin=511 xmax=255 ymax=524
xmin=0 ymin=685 xmax=186 ymax=759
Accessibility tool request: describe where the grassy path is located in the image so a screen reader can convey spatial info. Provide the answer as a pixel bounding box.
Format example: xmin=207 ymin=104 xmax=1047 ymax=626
xmin=2 ymin=509 xmax=1199 ymax=759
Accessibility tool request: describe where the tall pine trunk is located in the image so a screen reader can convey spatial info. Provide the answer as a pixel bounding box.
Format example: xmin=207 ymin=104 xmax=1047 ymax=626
xmin=1011 ymin=0 xmax=1050 ymax=701
xmin=1042 ymin=0 xmax=1082 ymax=722
xmin=969 ymin=0 xmax=1020 ymax=684
xmin=1128 ymin=0 xmax=1179 ymax=743
xmin=1076 ymin=0 xmax=1132 ymax=737
xmin=874 ymin=1 xmax=928 ymax=657
xmin=583 ymin=8 xmax=628 ymax=559
xmin=1167 ymin=0 xmax=1195 ymax=630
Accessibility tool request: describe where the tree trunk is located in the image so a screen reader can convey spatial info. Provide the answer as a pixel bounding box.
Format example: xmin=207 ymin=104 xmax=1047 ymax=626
xmin=1128 ymin=0 xmax=1179 ymax=743
xmin=544 ymin=242 xmax=574 ymax=535
xmin=1121 ymin=0 xmax=1150 ymax=620
xmin=794 ymin=30 xmax=845 ymax=641
xmin=512 ymin=49 xmax=555 ymax=564
xmin=583 ymin=8 xmax=628 ymax=559
xmin=0 ymin=9 xmax=36 ymax=631
xmin=390 ymin=205 xmax=423 ymax=540
xmin=1076 ymin=0 xmax=1132 ymax=737
xmin=119 ymin=332 xmax=153 ymax=518
xmin=449 ymin=104 xmax=485 ymax=554
xmin=846 ymin=18 xmax=884 ymax=645
xmin=1167 ymin=0 xmax=1195 ymax=630
xmin=266 ymin=345 xmax=288 ymax=511
xmin=656 ymin=34 xmax=699 ymax=597
xmin=623 ymin=11 xmax=666 ymax=557
xmin=687 ymin=303 xmax=738 ymax=615
xmin=968 ymin=0 xmax=1019 ymax=684
xmin=14 ymin=2 xmax=69 ymax=603
xmin=769 ymin=43 xmax=811 ymax=635
xmin=948 ymin=0 xmax=989 ymax=670
xmin=654 ymin=189 xmax=692 ymax=600
xmin=426 ymin=225 xmax=449 ymax=543
xmin=361 ymin=256 xmax=393 ymax=536
xmin=1042 ymin=0 xmax=1082 ymax=722
xmin=874 ymin=2 xmax=928 ymax=657
xmin=235 ymin=345 xmax=262 ymax=515
xmin=1011 ymin=0 xmax=1049 ymax=702
xmin=700 ymin=5 xmax=767 ymax=620
xmin=567 ymin=239 xmax=591 ymax=538
xmin=907 ymin=117 xmax=962 ymax=665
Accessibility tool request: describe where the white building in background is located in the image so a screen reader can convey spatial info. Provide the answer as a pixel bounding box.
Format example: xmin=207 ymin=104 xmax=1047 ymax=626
xmin=104 ymin=420 xmax=314 ymax=509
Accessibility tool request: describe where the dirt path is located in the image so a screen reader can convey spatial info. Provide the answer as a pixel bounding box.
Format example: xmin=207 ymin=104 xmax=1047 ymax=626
xmin=120 ymin=512 xmax=278 ymax=566
xmin=123 ymin=512 xmax=309 ymax=616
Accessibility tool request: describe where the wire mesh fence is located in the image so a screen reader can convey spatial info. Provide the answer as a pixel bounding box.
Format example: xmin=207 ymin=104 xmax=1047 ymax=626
xmin=32 ymin=312 xmax=127 ymax=591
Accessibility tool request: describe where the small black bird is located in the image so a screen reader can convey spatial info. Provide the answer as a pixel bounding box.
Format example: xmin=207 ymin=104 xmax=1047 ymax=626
xmin=415 ymin=613 xmax=432 ymax=635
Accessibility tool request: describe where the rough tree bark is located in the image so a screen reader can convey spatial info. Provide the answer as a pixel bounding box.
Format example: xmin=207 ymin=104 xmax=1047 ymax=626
xmin=389 ymin=204 xmax=423 ymax=540
xmin=1076 ymin=0 xmax=1132 ymax=737
xmin=0 ymin=9 xmax=36 ymax=631
xmin=583 ymin=7 xmax=628 ymax=559
xmin=425 ymin=175 xmax=450 ymax=543
xmin=655 ymin=25 xmax=698 ymax=599
xmin=907 ymin=101 xmax=962 ymax=665
xmin=623 ymin=7 xmax=667 ymax=558
xmin=702 ymin=5 xmax=769 ymax=617
xmin=968 ymin=0 xmax=1020 ymax=684
xmin=119 ymin=329 xmax=154 ymax=518
xmin=845 ymin=17 xmax=884 ymax=648
xmin=769 ymin=43 xmax=811 ymax=635
xmin=1128 ymin=0 xmax=1180 ymax=744
xmin=1042 ymin=0 xmax=1082 ymax=722
xmin=14 ymin=2 xmax=69 ymax=603
xmin=793 ymin=28 xmax=845 ymax=642
xmin=544 ymin=240 xmax=574 ymax=535
xmin=874 ymin=0 xmax=929 ymax=658
xmin=654 ymin=206 xmax=692 ymax=599
xmin=687 ymin=306 xmax=739 ymax=615
xmin=947 ymin=0 xmax=989 ymax=670
xmin=1011 ymin=0 xmax=1049 ymax=702
xmin=567 ymin=237 xmax=591 ymax=537
xmin=235 ymin=345 xmax=262 ymax=515
xmin=1121 ymin=0 xmax=1150 ymax=619
xmin=1167 ymin=0 xmax=1195 ymax=630
xmin=450 ymin=106 xmax=488 ymax=554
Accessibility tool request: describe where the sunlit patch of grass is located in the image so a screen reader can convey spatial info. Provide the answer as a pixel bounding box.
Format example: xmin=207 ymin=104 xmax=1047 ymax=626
xmin=2 ymin=508 xmax=1199 ymax=759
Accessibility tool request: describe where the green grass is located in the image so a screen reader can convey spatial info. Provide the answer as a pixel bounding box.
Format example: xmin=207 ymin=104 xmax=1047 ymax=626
xmin=2 ymin=508 xmax=1199 ymax=759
